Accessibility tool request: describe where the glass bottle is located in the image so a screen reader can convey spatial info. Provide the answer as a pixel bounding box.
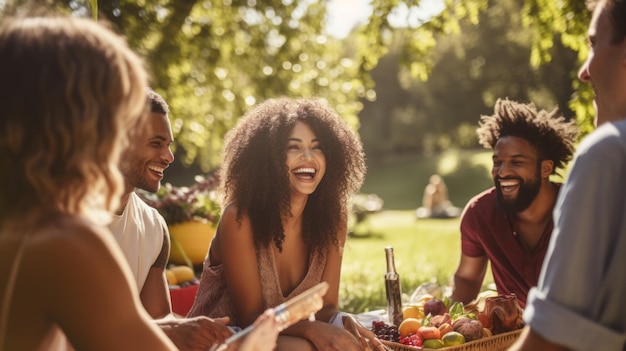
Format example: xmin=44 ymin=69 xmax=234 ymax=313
xmin=384 ymin=246 xmax=403 ymax=326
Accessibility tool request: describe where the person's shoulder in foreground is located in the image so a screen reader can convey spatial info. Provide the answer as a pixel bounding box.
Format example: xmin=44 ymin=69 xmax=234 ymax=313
xmin=510 ymin=0 xmax=626 ymax=350
xmin=0 ymin=12 xmax=176 ymax=350
xmin=512 ymin=118 xmax=626 ymax=351
xmin=518 ymin=121 xmax=626 ymax=349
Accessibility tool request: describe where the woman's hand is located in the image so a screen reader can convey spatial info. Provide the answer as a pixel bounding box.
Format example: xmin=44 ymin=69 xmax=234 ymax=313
xmin=342 ymin=314 xmax=389 ymax=351
xmin=236 ymin=309 xmax=280 ymax=351
xmin=156 ymin=315 xmax=232 ymax=351
xmin=302 ymin=321 xmax=364 ymax=351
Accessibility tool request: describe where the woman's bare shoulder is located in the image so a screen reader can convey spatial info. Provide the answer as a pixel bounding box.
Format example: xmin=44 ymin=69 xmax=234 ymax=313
xmin=219 ymin=202 xmax=251 ymax=229
xmin=19 ymin=214 xmax=125 ymax=282
xmin=221 ymin=202 xmax=241 ymax=217
xmin=29 ymin=214 xmax=113 ymax=252
xmin=8 ymin=213 xmax=133 ymax=312
xmin=216 ymin=203 xmax=254 ymax=251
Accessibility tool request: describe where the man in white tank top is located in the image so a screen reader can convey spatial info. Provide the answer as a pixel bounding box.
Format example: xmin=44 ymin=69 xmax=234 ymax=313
xmin=111 ymin=89 xmax=233 ymax=350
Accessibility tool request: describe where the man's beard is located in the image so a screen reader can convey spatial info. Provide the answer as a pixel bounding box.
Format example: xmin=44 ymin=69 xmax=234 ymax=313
xmin=121 ymin=157 xmax=160 ymax=193
xmin=495 ymin=168 xmax=542 ymax=214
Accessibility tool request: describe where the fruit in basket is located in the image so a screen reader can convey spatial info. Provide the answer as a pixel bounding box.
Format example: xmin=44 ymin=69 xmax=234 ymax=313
xmin=442 ymin=331 xmax=465 ymax=346
xmin=437 ymin=322 xmax=453 ymax=337
xmin=430 ymin=313 xmax=452 ymax=327
xmin=403 ymin=305 xmax=424 ymax=320
xmin=371 ymin=321 xmax=400 ymax=342
xmin=477 ymin=311 xmax=492 ymax=328
xmin=398 ymin=318 xmax=422 ymax=337
xmin=452 ymin=317 xmax=484 ymax=342
xmin=422 ymin=338 xmax=444 ymax=349
xmin=483 ymin=294 xmax=524 ymax=335
xmin=424 ymin=298 xmax=446 ymax=316
xmin=398 ymin=333 xmax=423 ymax=347
xmin=418 ymin=326 xmax=441 ymax=340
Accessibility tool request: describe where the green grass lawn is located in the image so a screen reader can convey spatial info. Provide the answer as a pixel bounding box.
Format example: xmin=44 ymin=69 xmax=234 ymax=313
xmin=339 ymin=210 xmax=495 ymax=314
xmin=360 ymin=149 xmax=494 ymax=210
xmin=339 ymin=149 xmax=496 ymax=313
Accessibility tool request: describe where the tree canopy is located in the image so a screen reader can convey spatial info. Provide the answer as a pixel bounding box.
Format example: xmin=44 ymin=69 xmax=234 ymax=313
xmin=95 ymin=0 xmax=368 ymax=169
xmin=358 ymin=0 xmax=584 ymax=157
xmin=4 ymin=0 xmax=596 ymax=171
xmin=361 ymin=0 xmax=594 ymax=136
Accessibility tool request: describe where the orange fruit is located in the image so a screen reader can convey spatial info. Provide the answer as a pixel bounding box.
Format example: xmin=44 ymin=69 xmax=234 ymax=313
xmin=418 ymin=326 xmax=441 ymax=340
xmin=442 ymin=331 xmax=465 ymax=346
xmin=398 ymin=318 xmax=422 ymax=337
xmin=403 ymin=305 xmax=425 ymax=320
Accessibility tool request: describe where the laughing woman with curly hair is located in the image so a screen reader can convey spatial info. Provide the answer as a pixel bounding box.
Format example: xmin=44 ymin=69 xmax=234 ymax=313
xmin=189 ymin=97 xmax=385 ymax=350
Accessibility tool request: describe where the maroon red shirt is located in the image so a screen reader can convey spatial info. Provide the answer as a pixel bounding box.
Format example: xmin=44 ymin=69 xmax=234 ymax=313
xmin=459 ymin=184 xmax=559 ymax=308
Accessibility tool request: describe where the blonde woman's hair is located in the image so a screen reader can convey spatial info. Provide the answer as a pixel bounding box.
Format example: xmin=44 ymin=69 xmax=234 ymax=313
xmin=0 ymin=15 xmax=149 ymax=223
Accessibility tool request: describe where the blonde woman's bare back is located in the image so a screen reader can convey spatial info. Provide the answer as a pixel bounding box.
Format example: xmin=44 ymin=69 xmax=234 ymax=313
xmin=0 ymin=213 xmax=175 ymax=351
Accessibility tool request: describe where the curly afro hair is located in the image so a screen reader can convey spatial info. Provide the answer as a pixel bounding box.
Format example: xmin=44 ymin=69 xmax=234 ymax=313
xmin=218 ymin=97 xmax=366 ymax=253
xmin=477 ymin=98 xmax=579 ymax=174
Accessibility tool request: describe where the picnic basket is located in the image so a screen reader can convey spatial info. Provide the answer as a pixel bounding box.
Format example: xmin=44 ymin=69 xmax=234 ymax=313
xmin=382 ymin=329 xmax=522 ymax=351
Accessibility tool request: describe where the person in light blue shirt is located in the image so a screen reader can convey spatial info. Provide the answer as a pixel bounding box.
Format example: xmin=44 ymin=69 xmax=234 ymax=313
xmin=510 ymin=0 xmax=626 ymax=350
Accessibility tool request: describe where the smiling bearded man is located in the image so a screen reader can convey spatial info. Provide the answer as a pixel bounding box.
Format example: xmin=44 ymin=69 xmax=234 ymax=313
xmin=495 ymin=165 xmax=541 ymax=214
xmin=111 ymin=89 xmax=235 ymax=350
xmin=449 ymin=98 xmax=578 ymax=308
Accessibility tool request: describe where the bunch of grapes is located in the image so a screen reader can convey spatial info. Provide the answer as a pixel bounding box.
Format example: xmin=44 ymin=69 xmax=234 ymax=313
xmin=398 ymin=333 xmax=423 ymax=347
xmin=371 ymin=321 xmax=400 ymax=342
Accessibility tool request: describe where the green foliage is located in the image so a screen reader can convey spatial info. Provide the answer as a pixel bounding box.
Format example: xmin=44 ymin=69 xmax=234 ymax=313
xmin=173 ymin=1 xmax=359 ymax=168
xmin=89 ymin=0 xmax=97 ymax=20
xmin=359 ymin=0 xmax=582 ymax=156
xmin=55 ymin=0 xmax=368 ymax=170
xmin=136 ymin=174 xmax=221 ymax=226
xmin=521 ymin=0 xmax=595 ymax=136
xmin=26 ymin=0 xmax=594 ymax=168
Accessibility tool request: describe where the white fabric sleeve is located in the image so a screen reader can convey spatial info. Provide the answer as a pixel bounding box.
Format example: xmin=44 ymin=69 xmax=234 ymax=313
xmin=329 ymin=311 xmax=351 ymax=327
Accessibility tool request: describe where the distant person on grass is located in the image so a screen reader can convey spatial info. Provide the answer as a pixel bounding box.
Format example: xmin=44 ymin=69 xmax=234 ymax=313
xmin=510 ymin=0 xmax=626 ymax=349
xmin=450 ymin=99 xmax=578 ymax=308
xmin=416 ymin=174 xmax=460 ymax=219
xmin=112 ymin=88 xmax=279 ymax=351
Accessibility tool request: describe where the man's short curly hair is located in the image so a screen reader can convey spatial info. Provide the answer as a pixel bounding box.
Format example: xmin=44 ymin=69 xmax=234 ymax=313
xmin=477 ymin=98 xmax=579 ymax=174
xmin=219 ymin=97 xmax=366 ymax=253
xmin=146 ymin=88 xmax=169 ymax=115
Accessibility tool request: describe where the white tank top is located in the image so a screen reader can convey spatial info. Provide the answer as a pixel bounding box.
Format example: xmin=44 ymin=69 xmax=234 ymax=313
xmin=109 ymin=192 xmax=167 ymax=291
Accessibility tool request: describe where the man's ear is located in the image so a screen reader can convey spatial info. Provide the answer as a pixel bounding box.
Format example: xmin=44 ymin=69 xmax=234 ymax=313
xmin=541 ymin=159 xmax=554 ymax=178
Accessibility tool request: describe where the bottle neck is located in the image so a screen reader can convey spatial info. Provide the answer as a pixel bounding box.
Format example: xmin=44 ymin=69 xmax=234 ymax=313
xmin=385 ymin=249 xmax=396 ymax=274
